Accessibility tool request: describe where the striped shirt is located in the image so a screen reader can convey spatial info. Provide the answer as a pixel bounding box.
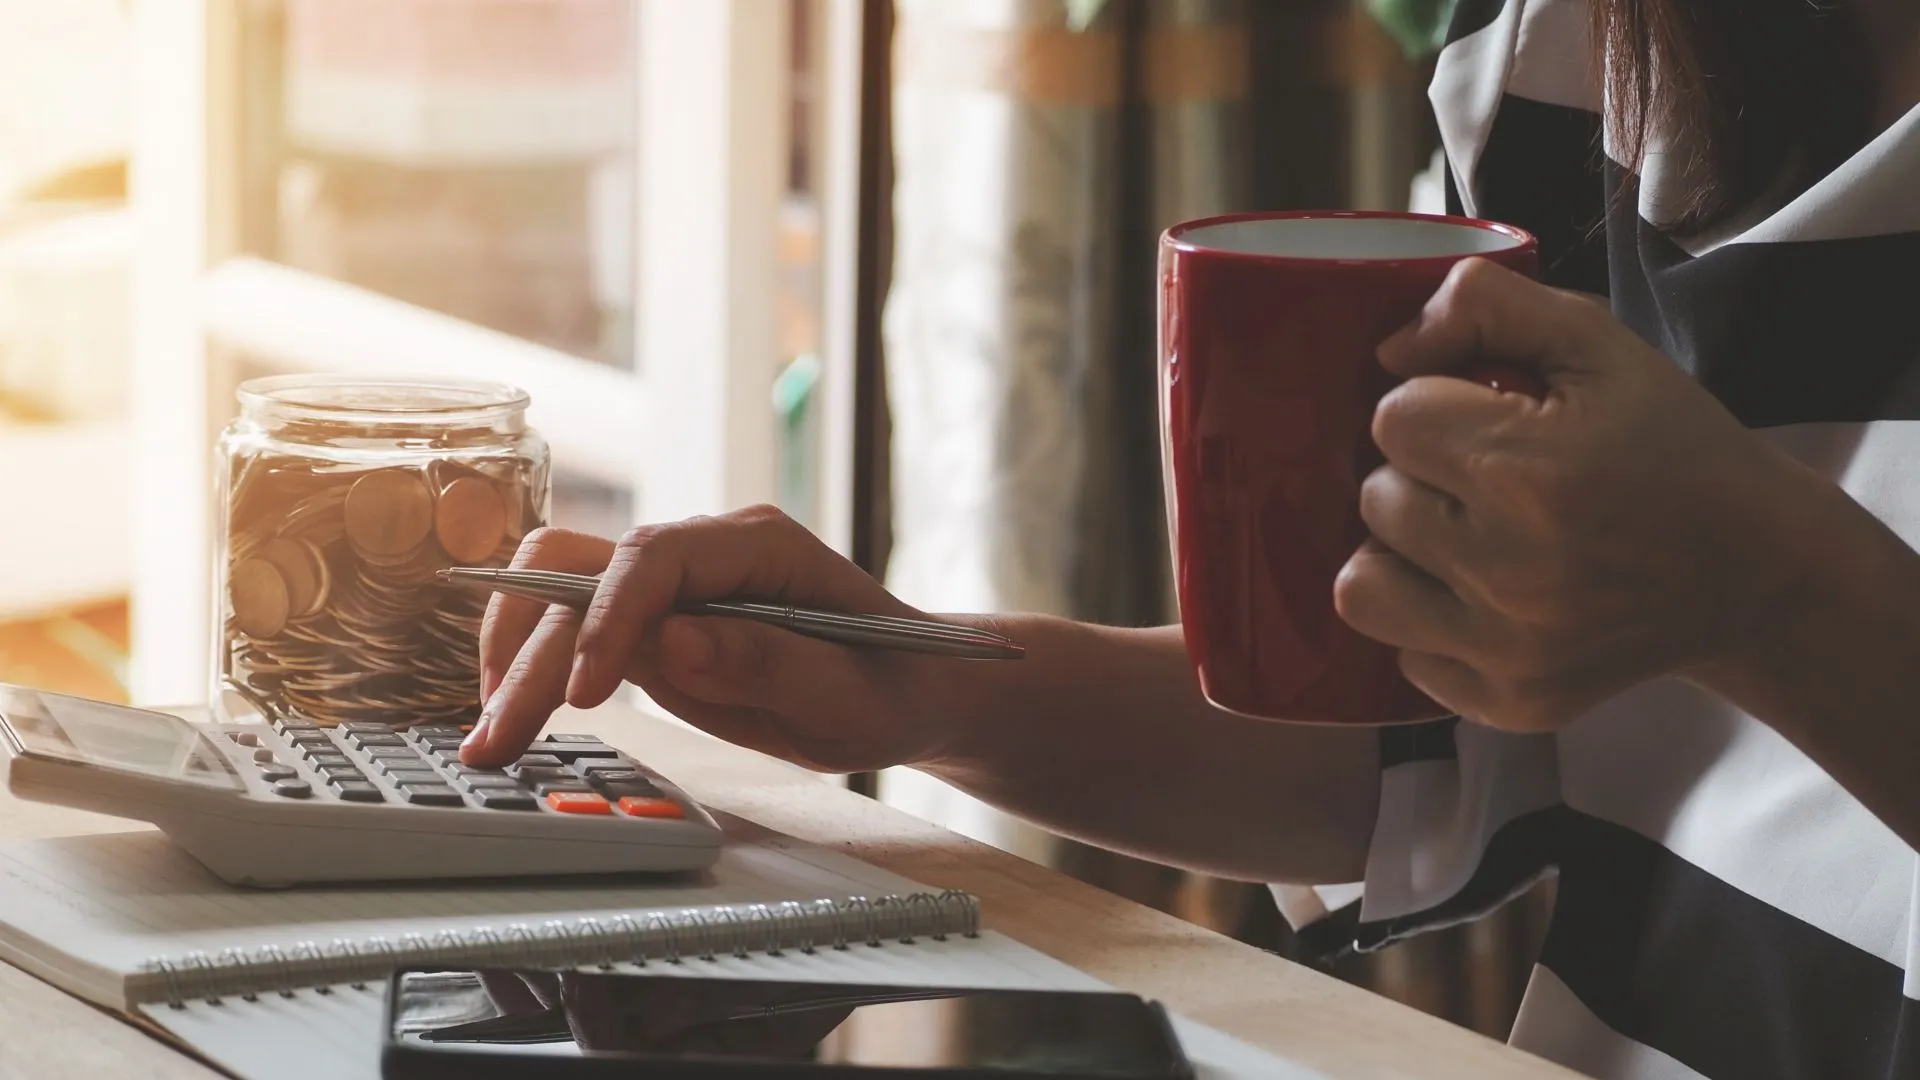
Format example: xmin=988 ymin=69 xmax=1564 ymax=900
xmin=1304 ymin=2 xmax=1920 ymax=1078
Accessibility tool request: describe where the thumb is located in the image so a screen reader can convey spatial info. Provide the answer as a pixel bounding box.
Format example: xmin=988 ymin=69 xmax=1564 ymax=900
xmin=654 ymin=614 xmax=863 ymax=712
xmin=1377 ymin=256 xmax=1591 ymax=389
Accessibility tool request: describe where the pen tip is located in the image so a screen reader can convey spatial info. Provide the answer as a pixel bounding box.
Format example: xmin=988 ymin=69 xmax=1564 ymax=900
xmin=434 ymin=568 xmax=453 ymax=582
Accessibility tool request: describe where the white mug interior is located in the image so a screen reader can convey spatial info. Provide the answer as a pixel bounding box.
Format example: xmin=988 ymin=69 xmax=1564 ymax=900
xmin=1176 ymin=216 xmax=1525 ymax=260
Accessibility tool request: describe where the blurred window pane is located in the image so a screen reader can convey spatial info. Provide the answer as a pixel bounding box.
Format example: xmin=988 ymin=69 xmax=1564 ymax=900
xmin=237 ymin=0 xmax=636 ymax=368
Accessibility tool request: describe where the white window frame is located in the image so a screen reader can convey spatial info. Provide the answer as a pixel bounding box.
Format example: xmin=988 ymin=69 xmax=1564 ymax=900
xmin=127 ymin=0 xmax=863 ymax=708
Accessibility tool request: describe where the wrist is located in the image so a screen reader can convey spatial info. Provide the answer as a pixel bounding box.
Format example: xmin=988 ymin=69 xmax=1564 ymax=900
xmin=1687 ymin=463 xmax=1914 ymax=725
xmin=901 ymin=611 xmax=1054 ymax=771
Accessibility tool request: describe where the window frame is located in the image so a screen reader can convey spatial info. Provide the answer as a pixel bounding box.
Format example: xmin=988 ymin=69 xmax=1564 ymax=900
xmin=126 ymin=0 xmax=864 ymax=707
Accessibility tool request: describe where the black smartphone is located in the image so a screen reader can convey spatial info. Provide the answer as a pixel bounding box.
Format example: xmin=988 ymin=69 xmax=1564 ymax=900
xmin=381 ymin=967 xmax=1196 ymax=1080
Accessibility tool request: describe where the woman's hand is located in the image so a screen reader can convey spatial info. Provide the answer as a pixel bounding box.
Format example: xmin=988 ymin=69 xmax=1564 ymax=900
xmin=461 ymin=505 xmax=964 ymax=770
xmin=1333 ymin=258 xmax=1828 ymax=732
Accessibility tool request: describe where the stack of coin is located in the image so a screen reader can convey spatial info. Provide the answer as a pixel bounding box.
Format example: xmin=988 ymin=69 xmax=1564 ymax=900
xmin=222 ymin=453 xmax=544 ymax=729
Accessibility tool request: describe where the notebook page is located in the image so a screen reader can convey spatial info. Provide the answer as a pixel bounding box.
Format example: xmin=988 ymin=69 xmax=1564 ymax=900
xmin=0 ymin=814 xmax=946 ymax=1011
xmin=145 ymin=931 xmax=1322 ymax=1080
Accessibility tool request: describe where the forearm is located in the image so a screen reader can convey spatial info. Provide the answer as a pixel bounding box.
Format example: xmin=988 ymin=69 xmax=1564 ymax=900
xmin=914 ymin=616 xmax=1378 ymax=884
xmin=1694 ymin=484 xmax=1920 ymax=852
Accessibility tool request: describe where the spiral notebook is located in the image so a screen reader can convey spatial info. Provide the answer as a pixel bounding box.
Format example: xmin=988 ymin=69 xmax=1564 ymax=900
xmin=0 ymin=822 xmax=1308 ymax=1080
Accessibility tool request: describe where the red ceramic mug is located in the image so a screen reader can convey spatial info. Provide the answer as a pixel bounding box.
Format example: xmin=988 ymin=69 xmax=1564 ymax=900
xmin=1158 ymin=211 xmax=1539 ymax=725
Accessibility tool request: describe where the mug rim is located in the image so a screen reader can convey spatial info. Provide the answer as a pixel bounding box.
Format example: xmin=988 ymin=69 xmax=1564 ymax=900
xmin=1163 ymin=209 xmax=1537 ymax=268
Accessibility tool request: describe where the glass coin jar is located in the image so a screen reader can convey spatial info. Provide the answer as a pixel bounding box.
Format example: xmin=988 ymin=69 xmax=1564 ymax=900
xmin=213 ymin=375 xmax=551 ymax=728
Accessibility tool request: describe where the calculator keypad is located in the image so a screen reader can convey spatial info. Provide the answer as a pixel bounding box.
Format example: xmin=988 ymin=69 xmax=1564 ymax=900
xmin=257 ymin=721 xmax=684 ymax=819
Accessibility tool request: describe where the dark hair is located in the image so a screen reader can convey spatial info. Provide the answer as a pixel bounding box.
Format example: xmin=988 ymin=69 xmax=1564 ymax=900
xmin=1593 ymin=0 xmax=1876 ymax=233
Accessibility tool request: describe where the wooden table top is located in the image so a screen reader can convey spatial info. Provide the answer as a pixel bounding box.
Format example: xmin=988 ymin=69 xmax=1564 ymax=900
xmin=0 ymin=701 xmax=1579 ymax=1080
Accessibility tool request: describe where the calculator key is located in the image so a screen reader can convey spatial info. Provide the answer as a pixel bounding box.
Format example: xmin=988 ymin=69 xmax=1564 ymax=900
xmin=229 ymin=731 xmax=261 ymax=747
xmin=576 ymin=760 xmax=645 ymax=776
xmin=545 ymin=792 xmax=613 ymax=815
xmin=306 ymin=752 xmax=353 ymax=768
xmin=331 ymin=781 xmax=385 ymax=803
xmin=384 ymin=769 xmax=443 ymax=786
xmin=288 ymin=731 xmax=332 ymax=746
xmin=275 ymin=717 xmax=320 ymax=730
xmin=512 ymin=754 xmax=565 ymax=770
xmin=252 ymin=747 xmax=280 ymax=764
xmin=444 ymin=763 xmax=497 ymax=776
xmin=420 ymin=735 xmax=466 ymax=751
xmin=534 ymin=781 xmax=594 ymax=797
xmin=343 ymin=722 xmax=396 ymax=734
xmin=546 ymin=733 xmax=605 ymax=744
xmin=476 ymin=791 xmax=540 ymax=811
xmin=508 ymin=765 xmax=574 ymax=785
xmin=409 ymin=726 xmax=463 ymax=739
xmin=573 ymin=759 xmax=640 ymax=776
xmin=525 ymin=741 xmax=620 ymax=763
xmin=319 ymin=764 xmax=366 ymax=780
xmin=399 ymin=785 xmax=466 ymax=807
xmin=349 ymin=733 xmax=408 ymax=749
xmin=272 ymin=779 xmax=313 ymax=799
xmin=596 ymin=781 xmax=663 ymax=801
xmin=256 ymin=764 xmax=298 ymax=782
xmin=615 ymin=797 xmax=684 ymax=820
xmin=366 ymin=745 xmax=423 ymax=758
xmin=459 ymin=773 xmax=519 ymax=790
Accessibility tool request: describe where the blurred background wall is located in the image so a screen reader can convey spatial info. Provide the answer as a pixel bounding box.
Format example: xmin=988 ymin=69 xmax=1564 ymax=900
xmin=0 ymin=0 xmax=1550 ymax=1044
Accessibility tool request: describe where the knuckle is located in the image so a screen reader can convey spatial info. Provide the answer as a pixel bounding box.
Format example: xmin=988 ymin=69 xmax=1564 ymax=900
xmin=1449 ymin=255 xmax=1504 ymax=295
xmin=513 ymin=526 xmax=578 ymax=565
xmin=733 ymin=503 xmax=791 ymax=527
xmin=616 ymin=522 xmax=668 ymax=550
xmin=1370 ymin=388 xmax=1413 ymax=457
xmin=1357 ymin=465 xmax=1399 ymax=524
xmin=1331 ymin=556 xmax=1374 ymax=626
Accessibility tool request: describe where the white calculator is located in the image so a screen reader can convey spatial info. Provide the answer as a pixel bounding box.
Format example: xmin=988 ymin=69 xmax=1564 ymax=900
xmin=0 ymin=683 xmax=722 ymax=888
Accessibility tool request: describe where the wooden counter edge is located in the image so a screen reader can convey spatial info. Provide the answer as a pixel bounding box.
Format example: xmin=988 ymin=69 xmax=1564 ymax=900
xmin=0 ymin=700 xmax=1585 ymax=1080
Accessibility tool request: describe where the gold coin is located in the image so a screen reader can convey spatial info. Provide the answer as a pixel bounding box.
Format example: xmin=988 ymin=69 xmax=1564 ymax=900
xmin=230 ymin=558 xmax=291 ymax=638
xmin=343 ymin=469 xmax=434 ymax=557
xmin=257 ymin=539 xmax=326 ymax=618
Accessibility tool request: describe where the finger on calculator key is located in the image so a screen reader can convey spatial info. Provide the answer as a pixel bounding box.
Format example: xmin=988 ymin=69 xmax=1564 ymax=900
xmin=478 ymin=528 xmax=613 ymax=705
xmin=466 ymin=601 xmax=583 ymax=766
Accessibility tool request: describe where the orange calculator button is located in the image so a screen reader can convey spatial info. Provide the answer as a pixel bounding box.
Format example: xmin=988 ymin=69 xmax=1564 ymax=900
xmin=617 ymin=797 xmax=685 ymax=820
xmin=545 ymin=792 xmax=613 ymax=815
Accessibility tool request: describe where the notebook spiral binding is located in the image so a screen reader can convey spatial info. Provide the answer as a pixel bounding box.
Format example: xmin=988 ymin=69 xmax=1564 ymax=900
xmin=139 ymin=890 xmax=981 ymax=1009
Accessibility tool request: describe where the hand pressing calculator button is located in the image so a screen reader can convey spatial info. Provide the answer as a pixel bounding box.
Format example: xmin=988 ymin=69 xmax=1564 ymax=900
xmin=0 ymin=684 xmax=721 ymax=887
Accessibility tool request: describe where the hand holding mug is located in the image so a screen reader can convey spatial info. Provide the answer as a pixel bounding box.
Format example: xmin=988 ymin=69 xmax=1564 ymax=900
xmin=1334 ymin=257 xmax=1816 ymax=731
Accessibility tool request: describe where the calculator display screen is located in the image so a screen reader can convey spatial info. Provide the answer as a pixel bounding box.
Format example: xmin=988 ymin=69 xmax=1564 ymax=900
xmin=0 ymin=686 xmax=242 ymax=791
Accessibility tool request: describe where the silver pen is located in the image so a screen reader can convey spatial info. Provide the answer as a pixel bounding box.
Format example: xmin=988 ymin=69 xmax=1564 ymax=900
xmin=436 ymin=567 xmax=1026 ymax=661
